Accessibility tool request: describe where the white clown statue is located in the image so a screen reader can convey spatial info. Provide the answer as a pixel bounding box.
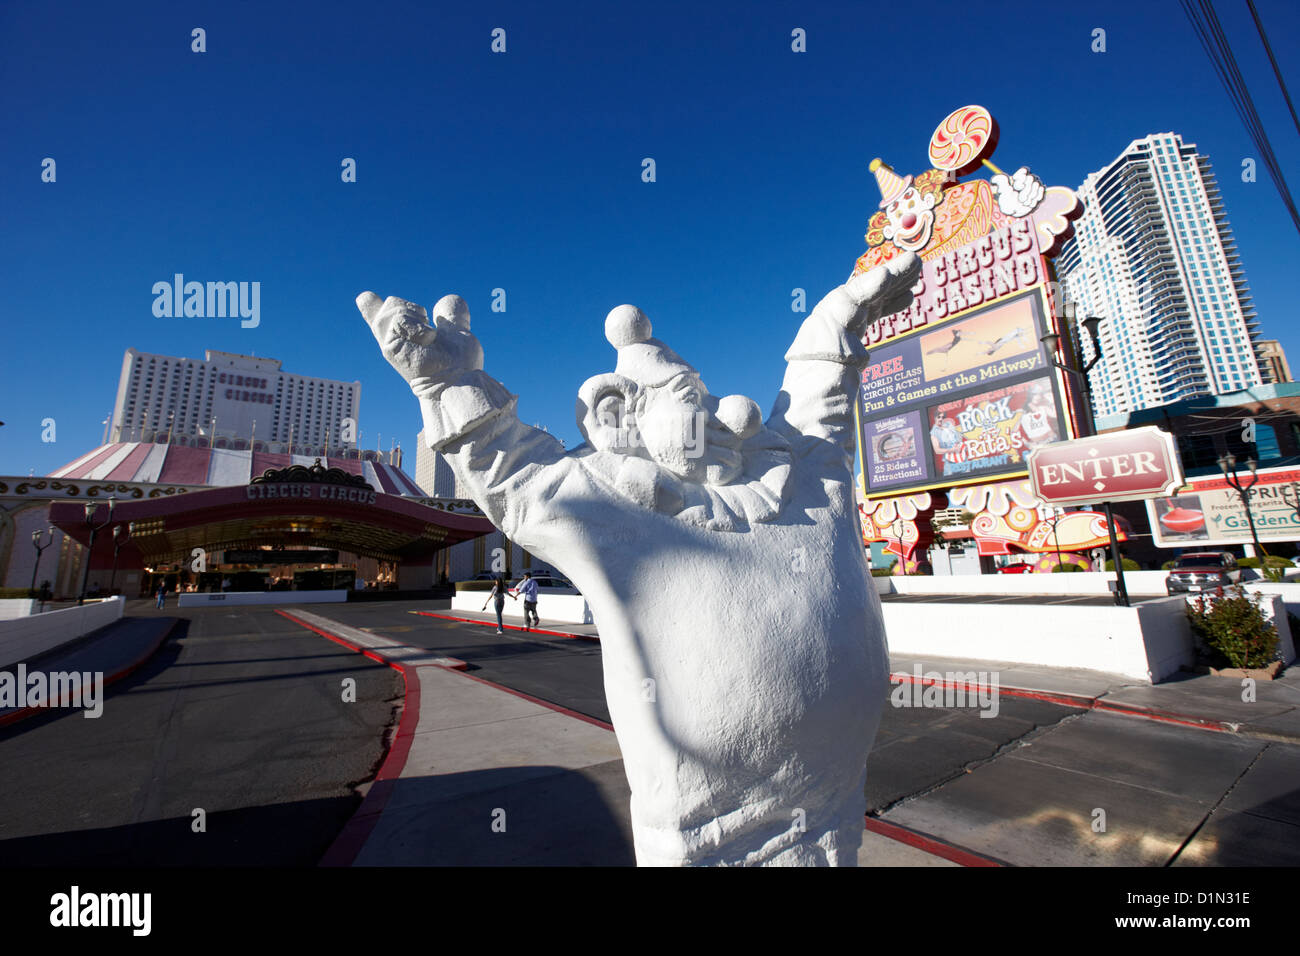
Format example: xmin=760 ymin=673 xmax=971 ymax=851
xmin=358 ymin=251 xmax=921 ymax=866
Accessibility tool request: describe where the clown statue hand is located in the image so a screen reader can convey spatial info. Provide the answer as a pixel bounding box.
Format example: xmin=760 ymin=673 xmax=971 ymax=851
xmin=359 ymin=252 xmax=923 ymax=866
xmin=358 ymin=292 xmax=486 ymax=397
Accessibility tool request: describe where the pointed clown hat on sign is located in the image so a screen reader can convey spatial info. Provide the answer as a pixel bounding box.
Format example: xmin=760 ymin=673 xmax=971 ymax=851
xmin=869 ymin=158 xmax=912 ymax=209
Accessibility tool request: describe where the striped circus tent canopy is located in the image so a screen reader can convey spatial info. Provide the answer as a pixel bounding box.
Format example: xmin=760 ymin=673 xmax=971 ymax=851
xmin=49 ymin=442 xmax=427 ymax=497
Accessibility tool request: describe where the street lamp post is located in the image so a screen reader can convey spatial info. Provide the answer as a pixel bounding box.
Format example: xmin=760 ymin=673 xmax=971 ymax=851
xmin=77 ymin=497 xmax=115 ymax=606
xmin=1041 ymin=315 xmax=1130 ymax=606
xmin=109 ymin=522 xmax=132 ymax=596
xmin=1282 ymin=482 xmax=1300 ymax=528
xmin=30 ymin=526 xmax=55 ymax=601
xmin=1218 ymin=454 xmax=1268 ymax=570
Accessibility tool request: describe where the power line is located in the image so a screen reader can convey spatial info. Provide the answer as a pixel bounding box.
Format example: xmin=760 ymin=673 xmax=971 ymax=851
xmin=1180 ymin=0 xmax=1300 ymax=236
xmin=1246 ymin=0 xmax=1300 ymax=140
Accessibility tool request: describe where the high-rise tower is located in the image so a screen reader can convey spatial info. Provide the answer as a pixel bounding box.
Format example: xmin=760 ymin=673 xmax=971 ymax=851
xmin=1058 ymin=132 xmax=1262 ymax=417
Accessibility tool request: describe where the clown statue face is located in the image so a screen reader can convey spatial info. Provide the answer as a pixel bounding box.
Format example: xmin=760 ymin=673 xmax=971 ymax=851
xmin=872 ymin=159 xmax=939 ymax=253
xmin=577 ymin=305 xmax=764 ymax=489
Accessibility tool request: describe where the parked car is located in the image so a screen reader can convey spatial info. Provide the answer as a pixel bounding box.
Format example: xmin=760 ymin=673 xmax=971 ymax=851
xmin=510 ymin=573 xmax=581 ymax=595
xmin=997 ymin=562 xmax=1035 ymax=574
xmin=1165 ymin=552 xmax=1242 ymax=595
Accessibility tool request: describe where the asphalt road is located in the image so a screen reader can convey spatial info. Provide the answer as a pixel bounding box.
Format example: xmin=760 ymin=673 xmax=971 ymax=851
xmin=0 ymin=604 xmax=401 ymax=866
xmin=4 ymin=599 xmax=1296 ymax=867
xmin=316 ymin=601 xmax=613 ymax=723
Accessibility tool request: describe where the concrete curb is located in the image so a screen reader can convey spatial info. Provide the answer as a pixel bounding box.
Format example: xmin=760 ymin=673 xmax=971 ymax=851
xmin=863 ymin=817 xmax=1005 ymax=867
xmin=888 ymin=670 xmax=1298 ymax=741
xmin=0 ymin=617 xmax=178 ymax=728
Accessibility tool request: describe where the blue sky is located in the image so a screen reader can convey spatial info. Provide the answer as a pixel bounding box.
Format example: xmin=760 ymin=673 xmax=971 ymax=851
xmin=3 ymin=0 xmax=1298 ymax=478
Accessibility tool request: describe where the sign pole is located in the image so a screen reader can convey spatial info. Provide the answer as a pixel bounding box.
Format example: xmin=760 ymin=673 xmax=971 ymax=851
xmin=1103 ymin=502 xmax=1130 ymax=606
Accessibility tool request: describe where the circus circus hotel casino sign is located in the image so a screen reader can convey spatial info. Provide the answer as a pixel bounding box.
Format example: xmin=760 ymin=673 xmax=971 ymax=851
xmin=852 ymin=106 xmax=1108 ymax=569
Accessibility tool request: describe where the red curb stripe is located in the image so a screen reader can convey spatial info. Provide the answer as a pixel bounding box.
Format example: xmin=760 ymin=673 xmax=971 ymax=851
xmin=275 ymin=610 xmax=422 ymax=867
xmin=0 ymin=617 xmax=178 ymax=728
xmin=890 ymin=672 xmax=1237 ymax=734
xmin=863 ymin=816 xmax=1004 ymax=867
xmin=416 ymin=610 xmax=599 ymax=642
xmin=1090 ymin=700 xmax=1229 ymax=732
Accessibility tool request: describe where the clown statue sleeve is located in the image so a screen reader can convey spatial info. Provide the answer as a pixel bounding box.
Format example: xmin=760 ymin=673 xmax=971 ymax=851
xmin=769 ymin=254 xmax=922 ymax=465
xmin=416 ymin=375 xmax=572 ymax=541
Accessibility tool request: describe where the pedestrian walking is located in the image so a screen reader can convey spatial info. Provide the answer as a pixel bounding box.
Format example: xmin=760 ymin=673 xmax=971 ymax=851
xmin=513 ymin=571 xmax=540 ymax=630
xmin=155 ymin=581 xmax=167 ymax=609
xmin=481 ymin=575 xmax=516 ymax=633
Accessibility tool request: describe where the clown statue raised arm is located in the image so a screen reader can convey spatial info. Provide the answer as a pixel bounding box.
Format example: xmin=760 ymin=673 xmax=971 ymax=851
xmin=358 ymin=251 xmax=921 ymax=866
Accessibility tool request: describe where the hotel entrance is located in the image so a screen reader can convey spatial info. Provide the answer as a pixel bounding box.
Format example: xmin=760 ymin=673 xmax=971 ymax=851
xmin=51 ymin=460 xmax=494 ymax=602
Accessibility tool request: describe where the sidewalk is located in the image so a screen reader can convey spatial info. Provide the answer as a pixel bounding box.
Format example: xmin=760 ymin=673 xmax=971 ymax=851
xmin=888 ymin=653 xmax=1300 ymax=742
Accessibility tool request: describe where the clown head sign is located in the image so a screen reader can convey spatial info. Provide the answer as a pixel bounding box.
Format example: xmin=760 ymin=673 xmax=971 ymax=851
xmin=857 ymin=106 xmax=1081 ymax=276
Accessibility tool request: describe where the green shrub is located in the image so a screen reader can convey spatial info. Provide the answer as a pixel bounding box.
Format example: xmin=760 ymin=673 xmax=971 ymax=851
xmin=870 ymin=568 xmax=895 ymax=577
xmin=1238 ymin=555 xmax=1290 ymax=582
xmin=1236 ymin=556 xmax=1287 ymax=568
xmin=1103 ymin=558 xmax=1141 ymax=571
xmin=0 ymin=587 xmax=35 ymax=599
xmin=1185 ymin=588 xmax=1279 ymax=669
xmin=1051 ymin=563 xmax=1085 ymax=572
xmin=1162 ymin=559 xmax=1177 ymax=571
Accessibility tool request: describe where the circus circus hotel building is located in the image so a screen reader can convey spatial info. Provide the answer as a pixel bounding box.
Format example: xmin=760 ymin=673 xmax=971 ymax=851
xmin=0 ymin=348 xmax=495 ymax=603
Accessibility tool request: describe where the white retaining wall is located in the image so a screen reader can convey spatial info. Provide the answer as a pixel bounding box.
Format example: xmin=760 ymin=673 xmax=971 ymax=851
xmin=451 ymin=591 xmax=593 ymax=625
xmin=878 ymin=591 xmax=1296 ymax=682
xmin=877 ymin=570 xmax=1167 ymax=596
xmin=879 ymin=594 xmax=1196 ymax=682
xmin=875 ymin=570 xmax=1297 ymax=598
xmin=0 ymin=599 xmax=38 ymax=620
xmin=177 ymin=590 xmax=349 ymax=608
xmin=0 ymin=597 xmax=125 ymax=669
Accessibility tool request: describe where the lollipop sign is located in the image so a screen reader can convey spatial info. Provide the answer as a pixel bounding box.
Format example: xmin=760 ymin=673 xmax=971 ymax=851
xmin=929 ymin=106 xmax=999 ymax=176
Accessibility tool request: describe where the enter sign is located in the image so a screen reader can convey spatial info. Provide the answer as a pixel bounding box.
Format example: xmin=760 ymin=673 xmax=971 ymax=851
xmin=1026 ymin=426 xmax=1185 ymax=506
